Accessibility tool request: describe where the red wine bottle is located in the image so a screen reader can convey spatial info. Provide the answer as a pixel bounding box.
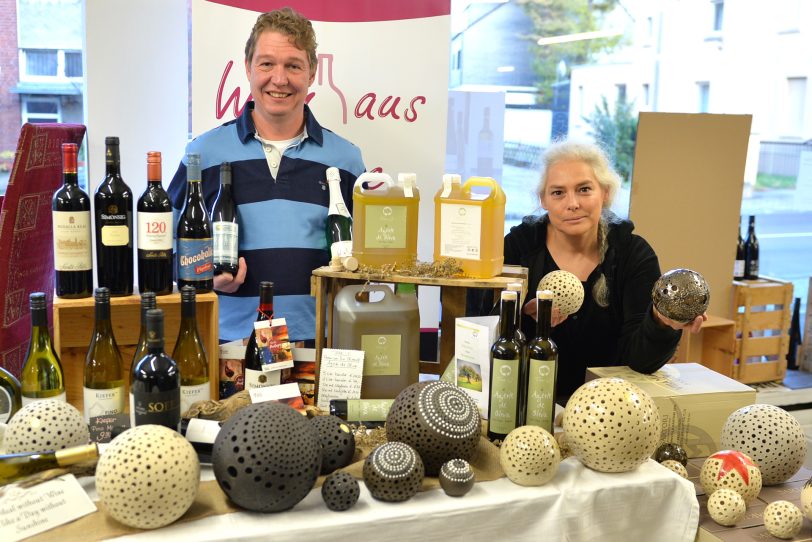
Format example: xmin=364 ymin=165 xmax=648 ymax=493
xmin=244 ymin=281 xmax=274 ymax=390
xmin=734 ymin=216 xmax=745 ymax=280
xmin=177 ymin=153 xmax=213 ymax=292
xmin=744 ymin=215 xmax=759 ymax=280
xmin=52 ymin=142 xmax=92 ymax=298
xmin=211 ymin=162 xmax=239 ymax=277
xmin=94 ymin=136 xmax=133 ymax=296
xmin=137 ymin=151 xmax=174 ymax=295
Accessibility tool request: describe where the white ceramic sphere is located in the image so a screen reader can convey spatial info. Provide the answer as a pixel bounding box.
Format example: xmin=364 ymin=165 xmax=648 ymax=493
xmin=700 ymin=450 xmax=762 ymax=504
xmin=537 ymin=270 xmax=585 ymax=316
xmin=96 ymin=425 xmax=200 ymax=529
xmin=707 ymin=489 xmax=747 ymax=527
xmin=5 ymin=400 xmax=89 ymax=453
xmin=720 ymin=403 xmax=807 ymax=486
xmin=499 ymin=426 xmax=561 ymax=486
xmin=661 ymin=459 xmax=688 ymax=479
xmin=763 ymin=500 xmax=803 ymax=539
xmin=563 ymin=378 xmax=660 ymax=473
xmin=800 ymin=477 xmax=812 ymax=520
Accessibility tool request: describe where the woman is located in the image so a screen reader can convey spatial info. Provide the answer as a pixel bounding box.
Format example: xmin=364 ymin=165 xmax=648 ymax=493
xmin=505 ymin=139 xmax=705 ymax=403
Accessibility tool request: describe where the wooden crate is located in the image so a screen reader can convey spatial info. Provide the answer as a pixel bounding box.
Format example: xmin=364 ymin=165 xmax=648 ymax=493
xmin=52 ymin=291 xmax=219 ymax=411
xmin=669 ymin=314 xmax=736 ymax=378
xmin=732 ymin=277 xmax=793 ymax=383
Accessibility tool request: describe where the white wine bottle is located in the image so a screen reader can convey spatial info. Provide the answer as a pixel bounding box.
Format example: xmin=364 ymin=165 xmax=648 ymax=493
xmin=0 ymin=443 xmax=98 ymax=486
xmin=487 ymin=290 xmax=525 ymax=441
xmin=131 ymin=308 xmax=180 ymax=431
xmin=21 ymin=293 xmax=66 ymax=405
xmin=131 ymin=291 xmax=157 ymax=373
xmin=83 ymin=287 xmax=126 ymax=426
xmin=524 ymin=290 xmax=558 ymax=433
xmin=173 ymin=286 xmax=210 ymax=413
xmin=325 ymin=167 xmax=353 ymax=260
xmin=0 ymin=367 xmax=22 ymax=423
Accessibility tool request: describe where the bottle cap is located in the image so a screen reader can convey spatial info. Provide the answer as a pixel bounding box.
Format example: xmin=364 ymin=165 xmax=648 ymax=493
xmin=187 ymin=153 xmax=201 ymax=167
xmin=55 ymin=443 xmax=100 ymax=466
xmin=29 ymin=292 xmax=47 ymax=310
xmin=442 ymin=173 xmax=461 ymax=185
xmin=507 ymin=282 xmax=523 ymax=293
xmin=219 ymin=162 xmax=232 ymax=184
xmin=501 ymin=290 xmax=518 ymax=302
xmin=105 ymin=136 xmax=119 ymax=146
xmin=326 ymin=167 xmax=341 ymax=183
xmin=145 ymin=308 xmax=165 ymax=347
xmin=180 ymin=285 xmax=196 ymax=303
xmin=140 ymin=291 xmax=157 ymax=310
xmin=536 ymin=290 xmax=554 ymax=301
xmin=398 ymin=173 xmax=417 ymax=186
xmin=259 ymin=281 xmax=274 ymax=291
xmin=94 ymin=287 xmax=110 ymax=303
xmin=342 ymin=256 xmax=359 ymax=272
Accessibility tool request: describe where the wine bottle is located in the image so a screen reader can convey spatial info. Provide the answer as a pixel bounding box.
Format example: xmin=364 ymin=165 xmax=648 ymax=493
xmin=130 ymin=308 xmax=180 ymax=431
xmin=52 ymin=142 xmax=92 ymax=298
xmin=177 ymin=153 xmax=213 ymax=293
xmin=329 ymin=398 xmax=394 ymax=428
xmin=487 ymin=290 xmax=525 ymax=441
xmin=211 ymin=162 xmax=239 ymax=277
xmin=21 ymin=293 xmax=66 ymax=405
xmin=0 ymin=367 xmax=22 ymax=423
xmin=173 ymin=286 xmax=210 ymax=414
xmin=0 ymin=443 xmax=98 ymax=486
xmin=506 ymin=282 xmax=526 ymax=344
xmin=94 ymin=136 xmax=133 ymax=296
xmin=137 ymin=151 xmax=174 ymax=295
xmin=244 ymin=281 xmax=274 ymax=390
xmin=180 ymin=417 xmax=221 ymax=463
xmin=787 ymin=297 xmax=802 ymax=371
xmin=325 ymin=166 xmax=353 ymax=260
xmin=524 ymin=290 xmax=558 ymax=433
xmin=744 ymin=215 xmax=759 ymax=280
xmin=83 ymin=287 xmax=126 ymax=426
xmin=734 ymin=216 xmax=745 ymax=280
xmin=131 ymin=291 xmax=157 ymax=372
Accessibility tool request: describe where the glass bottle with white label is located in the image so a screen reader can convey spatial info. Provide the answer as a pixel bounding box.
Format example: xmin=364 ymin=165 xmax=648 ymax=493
xmin=173 ymin=286 xmax=210 ymax=413
xmin=83 ymin=287 xmax=126 ymax=427
xmin=137 ymin=151 xmax=174 ymax=295
xmin=487 ymin=290 xmax=524 ymax=441
xmin=21 ymin=293 xmax=66 ymax=405
xmin=325 ymin=166 xmax=353 ymax=260
xmin=211 ymin=162 xmax=239 ymax=277
xmin=524 ymin=290 xmax=558 ymax=433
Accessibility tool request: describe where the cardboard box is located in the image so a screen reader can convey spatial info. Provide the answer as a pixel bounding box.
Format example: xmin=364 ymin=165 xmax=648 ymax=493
xmin=586 ymin=363 xmax=755 ymax=458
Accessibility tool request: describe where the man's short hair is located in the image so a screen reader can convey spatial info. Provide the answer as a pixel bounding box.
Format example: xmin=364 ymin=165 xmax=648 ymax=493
xmin=245 ymin=7 xmax=318 ymax=69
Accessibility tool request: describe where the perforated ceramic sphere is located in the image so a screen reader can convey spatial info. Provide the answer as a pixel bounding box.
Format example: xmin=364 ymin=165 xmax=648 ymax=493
xmin=212 ymin=402 xmax=321 ymax=512
xmin=562 ymin=378 xmax=660 ymax=473
xmin=499 ymin=425 xmax=561 ymax=486
xmin=537 ymin=270 xmax=584 ymax=316
xmin=363 ymin=441 xmax=424 ymax=502
xmin=720 ymin=403 xmax=807 ymax=486
xmin=654 ymin=442 xmax=688 ymax=466
xmin=5 ymin=400 xmax=89 ymax=453
xmin=651 ymin=268 xmax=710 ymax=324
xmin=321 ymin=471 xmax=360 ymax=511
xmin=800 ymin=477 xmax=812 ymax=520
xmin=661 ymin=459 xmax=688 ymax=479
xmin=96 ymin=425 xmax=200 ymax=529
xmin=311 ymin=415 xmax=356 ymax=475
xmin=386 ymin=381 xmax=481 ymax=476
xmin=700 ymin=450 xmax=762 ymax=504
xmin=764 ymin=500 xmax=803 ymax=539
xmin=707 ymin=489 xmax=746 ymax=527
xmin=439 ymin=459 xmax=475 ymax=497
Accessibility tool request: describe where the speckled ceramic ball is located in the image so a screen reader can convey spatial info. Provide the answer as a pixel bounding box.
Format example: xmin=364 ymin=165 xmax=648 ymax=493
xmin=661 ymin=459 xmax=688 ymax=479
xmin=321 ymin=471 xmax=360 ymax=511
xmin=5 ymin=400 xmax=89 ymax=453
xmin=439 ymin=459 xmax=475 ymax=497
xmin=537 ymin=270 xmax=584 ymax=316
xmin=363 ymin=441 xmax=424 ymax=502
xmin=707 ymin=489 xmax=747 ymax=527
xmin=654 ymin=442 xmax=688 ymax=466
xmin=764 ymin=500 xmax=803 ymax=539
xmin=651 ymin=268 xmax=710 ymax=324
xmin=212 ymin=402 xmax=321 ymax=512
xmin=700 ymin=450 xmax=762 ymax=504
xmin=500 ymin=425 xmax=561 ymax=486
xmin=720 ymin=403 xmax=807 ymax=486
xmin=800 ymin=477 xmax=812 ymax=520
xmin=96 ymin=425 xmax=200 ymax=529
xmin=311 ymin=415 xmax=356 ymax=475
xmin=386 ymin=381 xmax=481 ymax=476
xmin=563 ymin=378 xmax=660 ymax=473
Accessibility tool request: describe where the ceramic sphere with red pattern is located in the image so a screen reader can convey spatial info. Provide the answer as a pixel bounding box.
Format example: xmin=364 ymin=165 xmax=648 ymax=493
xmin=700 ymin=450 xmax=762 ymax=504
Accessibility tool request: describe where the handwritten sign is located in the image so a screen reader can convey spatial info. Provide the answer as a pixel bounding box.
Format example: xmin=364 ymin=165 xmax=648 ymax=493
xmin=0 ymin=474 xmax=96 ymax=542
xmin=88 ymin=413 xmax=130 ymax=443
xmin=317 ymin=348 xmax=365 ymax=410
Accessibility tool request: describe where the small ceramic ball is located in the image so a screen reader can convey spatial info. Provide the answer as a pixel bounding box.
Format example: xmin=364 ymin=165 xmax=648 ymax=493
xmin=363 ymin=441 xmax=424 ymax=502
xmin=500 ymin=426 xmax=561 ymax=486
xmin=5 ymin=400 xmax=89 ymax=453
xmin=439 ymin=459 xmax=475 ymax=497
xmin=800 ymin=477 xmax=812 ymax=520
xmin=311 ymin=415 xmax=356 ymax=475
xmin=96 ymin=425 xmax=200 ymax=529
xmin=661 ymin=459 xmax=688 ymax=479
xmin=763 ymin=500 xmax=803 ymax=539
xmin=651 ymin=268 xmax=710 ymax=324
xmin=654 ymin=442 xmax=688 ymax=466
xmin=707 ymin=489 xmax=746 ymax=527
xmin=700 ymin=450 xmax=762 ymax=504
xmin=537 ymin=270 xmax=584 ymax=316
xmin=321 ymin=471 xmax=360 ymax=511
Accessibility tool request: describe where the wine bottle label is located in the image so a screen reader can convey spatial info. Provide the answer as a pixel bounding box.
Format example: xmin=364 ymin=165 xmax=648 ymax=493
xmin=53 ymin=211 xmax=92 ymax=271
xmin=22 ymin=391 xmax=66 ymax=406
xmin=181 ymin=382 xmax=211 ymax=414
xmin=213 ymin=222 xmax=239 ymax=265
xmin=748 ymin=260 xmax=759 ymax=277
xmin=365 ymin=205 xmax=407 ymax=249
xmin=132 ymin=388 xmax=180 ymax=430
xmin=0 ymin=387 xmax=13 ymax=423
xmin=244 ymin=367 xmax=276 ymax=389
xmin=178 ymin=238 xmax=214 ymax=281
xmin=101 ymin=224 xmax=130 ymax=246
xmin=525 ymin=358 xmax=556 ymax=431
xmin=184 ymin=417 xmax=221 ymax=444
xmin=330 ymin=240 xmax=353 ymax=259
xmin=345 ymin=399 xmax=394 ymax=422
xmin=439 ymin=203 xmax=482 ymax=260
xmin=137 ymin=211 xmax=173 ymax=251
xmin=734 ymin=260 xmax=745 ymax=278
xmin=361 ymin=334 xmax=401 ymax=376
xmin=488 ymin=357 xmax=519 ymax=435
xmin=83 ymin=386 xmax=125 ymax=424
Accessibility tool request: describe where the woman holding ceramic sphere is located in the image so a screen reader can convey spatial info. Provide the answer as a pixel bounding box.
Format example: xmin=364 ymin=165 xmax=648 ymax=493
xmin=503 ymin=139 xmax=706 ymax=402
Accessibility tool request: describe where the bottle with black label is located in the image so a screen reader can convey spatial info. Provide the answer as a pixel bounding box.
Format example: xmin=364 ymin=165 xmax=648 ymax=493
xmin=524 ymin=290 xmax=558 ymax=433
xmin=130 ymin=308 xmax=180 ymax=431
xmin=137 ymin=151 xmax=174 ymax=295
xmin=131 ymin=291 xmax=157 ymax=373
xmin=83 ymin=287 xmax=126 ymax=427
xmin=0 ymin=367 xmax=22 ymax=424
xmin=21 ymin=293 xmax=66 ymax=405
xmin=744 ymin=215 xmax=759 ymax=280
xmin=734 ymin=216 xmax=745 ymax=280
xmin=487 ymin=290 xmax=525 ymax=441
xmin=173 ymin=286 xmax=210 ymax=413
xmin=211 ymin=162 xmax=239 ymax=277
xmin=326 ymin=167 xmax=353 ymax=261
xmin=244 ymin=281 xmax=274 ymax=389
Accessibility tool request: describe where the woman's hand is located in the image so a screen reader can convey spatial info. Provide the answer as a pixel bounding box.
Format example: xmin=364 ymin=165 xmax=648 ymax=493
xmin=522 ymin=298 xmax=568 ymax=327
xmin=214 ymin=256 xmax=247 ymax=293
xmin=652 ymin=305 xmax=706 ymax=333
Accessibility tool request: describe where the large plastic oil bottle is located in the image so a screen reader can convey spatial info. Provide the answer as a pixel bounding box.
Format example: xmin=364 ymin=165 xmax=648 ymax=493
xmin=333 ymin=284 xmax=420 ymax=399
xmin=434 ymin=175 xmax=506 ymax=278
xmin=351 ymin=172 xmax=420 ymax=268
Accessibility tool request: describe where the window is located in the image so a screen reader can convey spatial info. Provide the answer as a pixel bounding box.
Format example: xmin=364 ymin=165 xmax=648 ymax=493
xmin=697 ymin=82 xmax=710 ymax=113
xmin=22 ymin=98 xmax=61 ymax=124
xmin=786 ymin=77 xmax=807 ymax=137
xmin=65 ymin=51 xmax=82 ymax=77
xmin=24 ymin=49 xmax=57 ymax=77
xmin=20 ymin=49 xmax=82 ymax=80
xmin=616 ymin=84 xmax=627 ymax=103
xmin=642 ymin=83 xmax=650 ymax=106
xmin=712 ymin=1 xmax=724 ymax=32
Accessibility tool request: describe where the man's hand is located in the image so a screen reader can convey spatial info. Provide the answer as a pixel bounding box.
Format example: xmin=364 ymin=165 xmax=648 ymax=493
xmin=214 ymin=257 xmax=247 ymax=293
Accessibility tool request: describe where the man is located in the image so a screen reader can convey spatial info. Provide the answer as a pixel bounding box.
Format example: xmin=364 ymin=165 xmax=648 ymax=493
xmin=168 ymin=8 xmax=365 ymax=343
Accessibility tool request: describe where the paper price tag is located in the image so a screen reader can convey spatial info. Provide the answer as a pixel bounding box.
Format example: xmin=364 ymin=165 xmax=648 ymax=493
xmin=316 ymin=348 xmax=365 ymax=410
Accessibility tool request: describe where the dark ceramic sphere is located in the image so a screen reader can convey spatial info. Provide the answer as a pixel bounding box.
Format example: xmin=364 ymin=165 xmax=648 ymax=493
xmin=654 ymin=442 xmax=689 ymax=467
xmin=311 ymin=415 xmax=356 ymax=475
xmin=385 ymin=381 xmax=481 ymax=476
xmin=363 ymin=441 xmax=425 ymax=502
xmin=651 ymin=268 xmax=710 ymax=324
xmin=439 ymin=458 xmax=475 ymax=497
xmin=212 ymin=402 xmax=322 ymax=512
xmin=321 ymin=471 xmax=360 ymax=511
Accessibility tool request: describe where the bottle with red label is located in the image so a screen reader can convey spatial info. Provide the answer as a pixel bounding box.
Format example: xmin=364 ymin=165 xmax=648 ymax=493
xmin=176 ymin=153 xmax=213 ymax=292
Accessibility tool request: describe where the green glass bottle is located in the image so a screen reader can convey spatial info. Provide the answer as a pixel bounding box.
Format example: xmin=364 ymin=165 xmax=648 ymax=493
xmin=325 ymin=167 xmax=353 ymax=260
xmin=524 ymin=290 xmax=558 ymax=433
xmin=173 ymin=286 xmax=210 ymax=413
xmin=487 ymin=290 xmax=526 ymax=441
xmin=0 ymin=367 xmax=22 ymax=423
xmin=83 ymin=287 xmax=126 ymax=426
xmin=131 ymin=291 xmax=157 ymax=373
xmin=20 ymin=293 xmax=66 ymax=405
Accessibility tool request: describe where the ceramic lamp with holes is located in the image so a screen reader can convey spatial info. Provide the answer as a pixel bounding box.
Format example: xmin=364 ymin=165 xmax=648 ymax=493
xmin=310 ymin=415 xmax=356 ymax=475
xmin=707 ymin=488 xmax=746 ymax=527
xmin=537 ymin=270 xmax=584 ymax=316
xmin=363 ymin=441 xmax=424 ymax=502
xmin=763 ymin=500 xmax=803 ymax=539
xmin=4 ymin=400 xmax=89 ymax=453
xmin=651 ymin=268 xmax=710 ymax=324
xmin=700 ymin=450 xmax=762 ymax=504
xmin=499 ymin=425 xmax=560 ymax=486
